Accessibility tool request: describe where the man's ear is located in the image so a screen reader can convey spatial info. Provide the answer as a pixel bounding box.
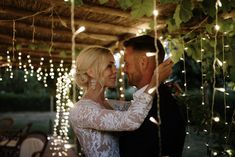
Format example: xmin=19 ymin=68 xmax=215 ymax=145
xmin=139 ymin=55 xmax=149 ymax=72
xmin=87 ymin=68 xmax=95 ymax=78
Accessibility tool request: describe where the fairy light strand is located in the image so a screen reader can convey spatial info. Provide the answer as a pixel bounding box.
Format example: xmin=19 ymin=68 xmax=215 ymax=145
xmin=222 ymin=35 xmax=227 ymax=126
xmin=12 ymin=20 xmax=16 ymax=62
xmin=153 ymin=0 xmax=161 ymax=156
xmin=51 ymin=72 xmax=72 ymax=156
xmin=31 ymin=16 xmax=35 ymax=43
xmin=200 ymin=34 xmax=205 ymax=106
xmin=182 ymin=41 xmax=191 ymax=150
xmin=210 ymin=0 xmax=220 ymax=138
xmin=49 ymin=9 xmax=54 ymax=57
xmin=119 ymin=50 xmax=125 ymax=100
xmin=71 ymin=0 xmax=77 ymax=104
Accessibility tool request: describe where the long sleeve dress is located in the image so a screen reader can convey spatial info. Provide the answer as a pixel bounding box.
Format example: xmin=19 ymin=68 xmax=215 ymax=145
xmin=69 ymin=91 xmax=152 ymax=157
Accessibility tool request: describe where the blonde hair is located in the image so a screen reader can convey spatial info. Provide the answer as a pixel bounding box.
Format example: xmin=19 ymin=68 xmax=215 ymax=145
xmin=75 ymin=46 xmax=113 ymax=90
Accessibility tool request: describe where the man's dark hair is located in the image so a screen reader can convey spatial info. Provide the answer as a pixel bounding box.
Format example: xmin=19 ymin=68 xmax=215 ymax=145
xmin=123 ymin=35 xmax=165 ymax=63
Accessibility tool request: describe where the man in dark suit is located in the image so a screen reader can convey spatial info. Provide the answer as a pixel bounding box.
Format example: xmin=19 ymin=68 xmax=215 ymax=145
xmin=120 ymin=35 xmax=186 ymax=157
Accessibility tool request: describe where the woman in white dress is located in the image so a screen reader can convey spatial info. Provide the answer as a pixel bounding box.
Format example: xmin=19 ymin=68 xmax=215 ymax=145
xmin=69 ymin=46 xmax=173 ymax=157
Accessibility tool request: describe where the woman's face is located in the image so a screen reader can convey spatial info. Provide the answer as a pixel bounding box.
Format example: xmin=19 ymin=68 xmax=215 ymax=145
xmin=102 ymin=55 xmax=117 ymax=88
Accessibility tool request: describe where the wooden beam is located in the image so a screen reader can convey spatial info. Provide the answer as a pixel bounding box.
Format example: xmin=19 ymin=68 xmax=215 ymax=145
xmin=0 ymin=7 xmax=144 ymax=34
xmin=0 ymin=20 xmax=118 ymax=43
xmin=221 ymin=10 xmax=235 ymax=19
xmin=79 ymin=4 xmax=153 ymax=23
xmin=0 ymin=34 xmax=89 ymax=50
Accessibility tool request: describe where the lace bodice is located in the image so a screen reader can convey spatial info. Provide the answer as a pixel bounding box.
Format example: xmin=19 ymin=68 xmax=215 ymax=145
xmin=69 ymin=92 xmax=152 ymax=157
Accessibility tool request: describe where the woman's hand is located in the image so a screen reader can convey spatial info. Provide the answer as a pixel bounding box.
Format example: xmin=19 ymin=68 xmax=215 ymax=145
xmin=146 ymin=59 xmax=173 ymax=95
xmin=157 ymin=59 xmax=173 ymax=84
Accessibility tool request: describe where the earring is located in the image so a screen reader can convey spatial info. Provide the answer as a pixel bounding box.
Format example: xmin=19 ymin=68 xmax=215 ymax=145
xmin=90 ymin=79 xmax=96 ymax=90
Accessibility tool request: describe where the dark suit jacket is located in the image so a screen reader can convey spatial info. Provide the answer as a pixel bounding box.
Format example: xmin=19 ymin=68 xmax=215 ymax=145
xmin=119 ymin=84 xmax=186 ymax=157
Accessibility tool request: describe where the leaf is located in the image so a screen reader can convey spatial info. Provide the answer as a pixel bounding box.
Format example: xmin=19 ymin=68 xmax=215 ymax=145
xmin=160 ymin=0 xmax=179 ymax=4
xmin=201 ymin=0 xmax=216 ymax=17
xmin=16 ymin=44 xmax=22 ymax=50
xmin=142 ymin=0 xmax=154 ymax=17
xmin=98 ymin=0 xmax=108 ymax=4
xmin=59 ymin=18 xmax=68 ymax=28
xmin=130 ymin=0 xmax=154 ymax=18
xmin=117 ymin=0 xmax=133 ymax=10
xmin=180 ymin=0 xmax=193 ymax=23
xmin=148 ymin=20 xmax=154 ymax=30
xmin=205 ymin=24 xmax=213 ymax=34
xmin=28 ymin=44 xmax=36 ymax=50
xmin=169 ymin=38 xmax=184 ymax=63
xmin=166 ymin=19 xmax=177 ymax=32
xmin=74 ymin=0 xmax=83 ymax=6
xmin=219 ymin=19 xmax=235 ymax=33
xmin=59 ymin=51 xmax=67 ymax=58
xmin=173 ymin=5 xmax=182 ymax=28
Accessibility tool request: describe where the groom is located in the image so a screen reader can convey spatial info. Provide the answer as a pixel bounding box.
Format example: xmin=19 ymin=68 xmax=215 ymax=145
xmin=119 ymin=35 xmax=186 ymax=157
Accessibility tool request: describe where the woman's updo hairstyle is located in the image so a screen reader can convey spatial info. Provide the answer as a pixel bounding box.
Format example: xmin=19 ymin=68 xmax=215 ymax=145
xmin=75 ymin=46 xmax=113 ymax=90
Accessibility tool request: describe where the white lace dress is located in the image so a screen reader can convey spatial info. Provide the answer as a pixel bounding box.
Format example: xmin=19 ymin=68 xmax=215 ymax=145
xmin=69 ymin=91 xmax=152 ymax=157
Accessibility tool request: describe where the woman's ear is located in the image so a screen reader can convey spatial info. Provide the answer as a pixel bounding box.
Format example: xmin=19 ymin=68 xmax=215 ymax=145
xmin=87 ymin=68 xmax=95 ymax=78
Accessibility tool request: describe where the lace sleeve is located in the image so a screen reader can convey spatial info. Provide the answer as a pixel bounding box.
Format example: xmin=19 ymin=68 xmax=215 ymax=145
xmin=108 ymin=100 xmax=130 ymax=111
xmin=70 ymin=93 xmax=152 ymax=131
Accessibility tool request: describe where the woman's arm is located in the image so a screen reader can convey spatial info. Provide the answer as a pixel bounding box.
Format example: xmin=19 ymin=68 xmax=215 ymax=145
xmin=69 ymin=92 xmax=152 ymax=131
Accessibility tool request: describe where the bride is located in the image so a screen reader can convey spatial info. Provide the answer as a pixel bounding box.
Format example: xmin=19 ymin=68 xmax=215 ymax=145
xmin=69 ymin=46 xmax=173 ymax=157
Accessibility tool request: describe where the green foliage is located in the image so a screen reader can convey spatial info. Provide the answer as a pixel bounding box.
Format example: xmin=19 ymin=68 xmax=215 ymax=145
xmin=98 ymin=0 xmax=108 ymax=4
xmin=130 ymin=0 xmax=154 ymax=18
xmin=117 ymin=0 xmax=133 ymax=10
xmin=171 ymin=1 xmax=193 ymax=30
xmin=173 ymin=5 xmax=182 ymax=28
xmin=159 ymin=0 xmax=179 ymax=3
xmin=74 ymin=0 xmax=83 ymax=5
xmin=168 ymin=38 xmax=184 ymax=63
xmin=201 ymin=0 xmax=216 ymax=17
xmin=59 ymin=51 xmax=67 ymax=58
xmin=179 ymin=0 xmax=193 ymax=23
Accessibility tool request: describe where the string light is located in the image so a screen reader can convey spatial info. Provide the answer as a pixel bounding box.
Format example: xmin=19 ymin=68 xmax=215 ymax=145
xmin=6 ymin=51 xmax=13 ymax=79
xmin=48 ymin=9 xmax=54 ymax=57
xmin=18 ymin=52 xmax=22 ymax=69
xmin=119 ymin=50 xmax=125 ymax=100
xmin=49 ymin=59 xmax=55 ymax=79
xmin=182 ymin=40 xmax=192 ymax=150
xmin=51 ymin=72 xmax=72 ymax=156
xmin=210 ymin=0 xmax=220 ymax=139
xmin=153 ymin=1 xmax=162 ymax=156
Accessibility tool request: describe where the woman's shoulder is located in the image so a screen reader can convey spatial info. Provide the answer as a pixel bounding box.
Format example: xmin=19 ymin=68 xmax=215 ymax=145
xmin=74 ymin=99 xmax=101 ymax=109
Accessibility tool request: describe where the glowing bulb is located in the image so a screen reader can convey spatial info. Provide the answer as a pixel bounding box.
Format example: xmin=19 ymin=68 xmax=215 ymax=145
xmin=148 ymin=87 xmax=156 ymax=94
xmin=120 ymin=50 xmax=124 ymax=55
xmin=215 ymin=25 xmax=220 ymax=31
xmin=216 ymin=58 xmax=223 ymax=66
xmin=146 ymin=52 xmax=156 ymax=57
xmin=215 ymin=88 xmax=225 ymax=92
xmin=153 ymin=10 xmax=159 ymax=16
xmin=213 ymin=151 xmax=218 ymax=156
xmin=226 ymin=149 xmax=233 ymax=156
xmin=75 ymin=26 xmax=85 ymax=35
xmin=149 ymin=117 xmax=158 ymax=125
xmin=213 ymin=116 xmax=220 ymax=122
xmin=216 ymin=0 xmax=222 ymax=7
